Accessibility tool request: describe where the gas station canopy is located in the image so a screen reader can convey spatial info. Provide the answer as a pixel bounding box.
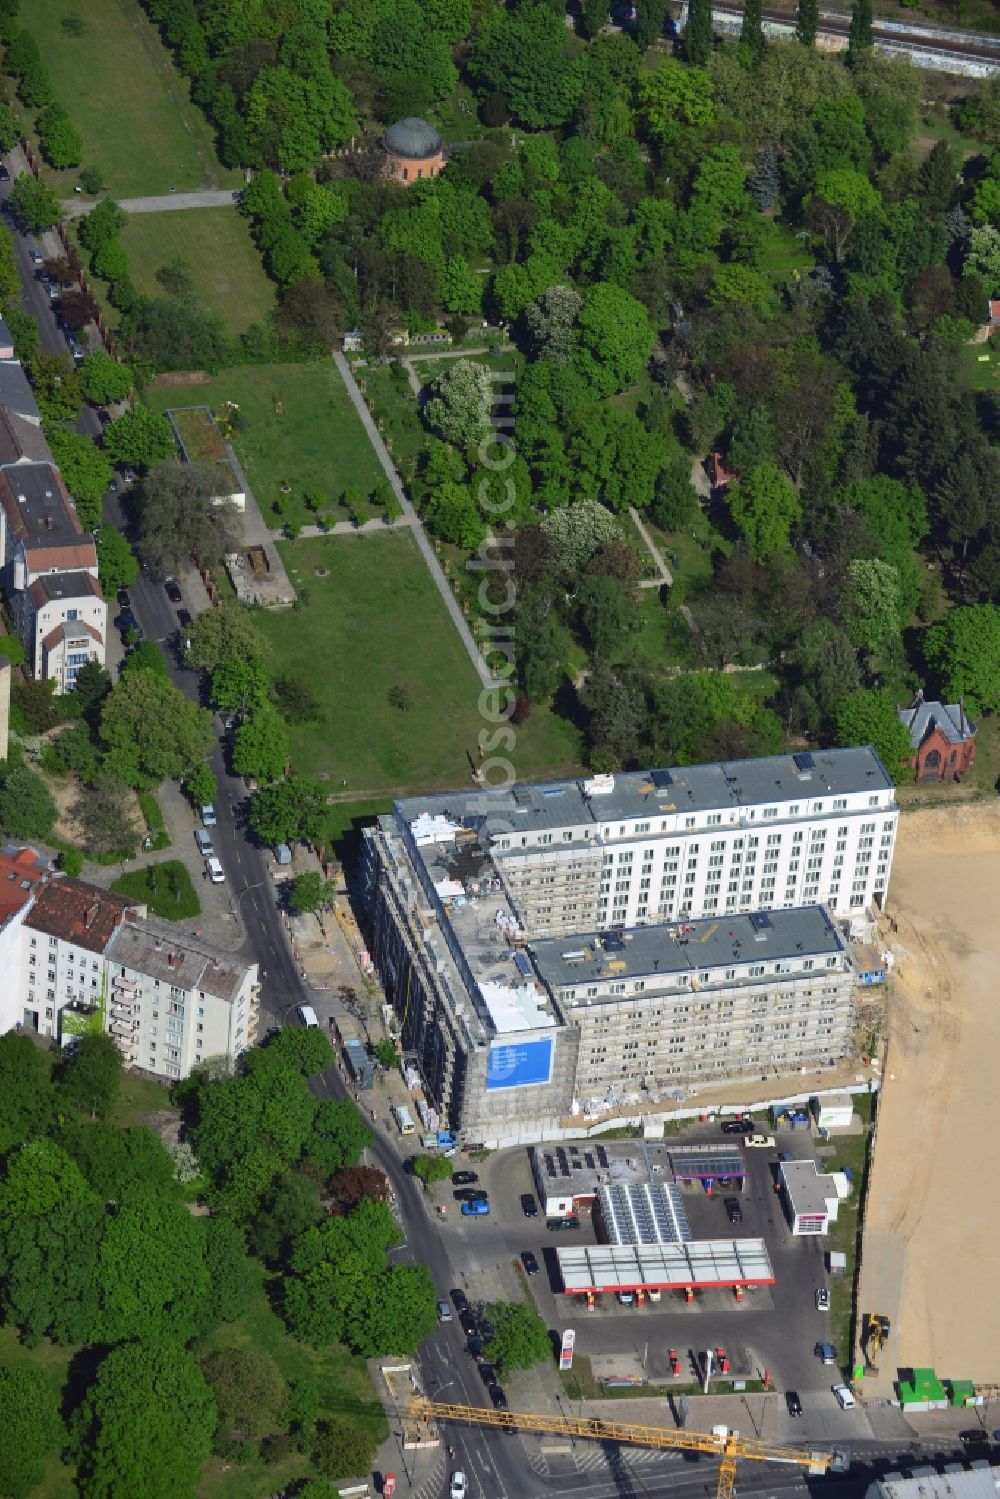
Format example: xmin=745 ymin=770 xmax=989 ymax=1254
xmin=556 ymin=1240 xmax=774 ymax=1294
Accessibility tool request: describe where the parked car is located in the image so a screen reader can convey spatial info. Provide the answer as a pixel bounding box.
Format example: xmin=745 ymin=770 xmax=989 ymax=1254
xmin=721 ymin=1118 xmax=754 ymax=1135
xmin=479 ymin=1362 xmax=496 ymax=1386
xmin=521 ymin=1251 xmax=539 ymax=1276
xmin=116 ymin=588 xmax=131 ymax=610
xmin=194 ymin=828 xmax=214 ymax=857
xmin=452 ymin=1171 xmax=478 ymax=1186
xmin=959 ymin=1431 xmax=988 ymax=1446
xmin=459 ymin=1309 xmax=477 ymax=1336
xmin=201 ymin=803 xmax=217 ymax=826
xmin=461 ymin=1199 xmax=490 ymax=1217
xmin=451 ymin=1289 xmax=469 ymax=1314
xmin=450 ymin=1473 xmax=467 ymax=1499
xmin=115 ymin=609 xmax=138 ymax=634
xmin=815 ymin=1341 xmax=837 ymax=1365
xmin=815 ymin=1287 xmax=830 ymax=1311
xmin=832 ymin=1384 xmax=856 ymax=1411
xmin=29 ymin=248 xmax=43 ymax=265
xmin=546 ymin=1216 xmax=580 ymax=1232
xmin=745 ymin=1133 xmax=776 ymax=1149
xmin=521 ymin=1193 xmax=538 ymax=1218
xmin=205 ymin=856 xmax=225 ymax=884
xmin=489 ymin=1385 xmax=508 ymax=1411
xmin=164 ymin=578 xmax=182 ymax=603
xmin=724 ymin=1197 xmax=743 ymax=1225
xmin=0 ymin=164 xmax=9 ymax=181
xmin=436 ymin=1299 xmax=452 ymax=1324
xmin=177 ymin=608 xmax=192 ymax=629
xmin=786 ymin=1391 xmax=803 ymax=1418
xmin=120 ymin=465 xmax=136 ymax=485
xmin=466 ymin=1334 xmax=484 ymax=1356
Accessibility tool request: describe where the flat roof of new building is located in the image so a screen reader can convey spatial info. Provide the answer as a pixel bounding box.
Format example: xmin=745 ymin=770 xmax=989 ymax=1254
xmin=557 ymin=1240 xmax=775 ymax=1293
xmin=412 ymin=827 xmax=556 ymax=1033
xmin=529 ymin=906 xmax=845 ymax=993
xmin=395 ymin=748 xmax=893 ymax=835
xmin=780 ymin=1159 xmax=838 ymax=1216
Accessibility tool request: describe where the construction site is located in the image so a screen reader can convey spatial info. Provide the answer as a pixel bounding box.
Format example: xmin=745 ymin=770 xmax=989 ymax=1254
xmin=857 ymin=802 xmax=1000 ymax=1388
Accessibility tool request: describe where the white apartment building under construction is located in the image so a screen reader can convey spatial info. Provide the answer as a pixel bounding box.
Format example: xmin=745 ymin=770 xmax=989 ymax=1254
xmin=363 ymin=747 xmax=897 ymax=1140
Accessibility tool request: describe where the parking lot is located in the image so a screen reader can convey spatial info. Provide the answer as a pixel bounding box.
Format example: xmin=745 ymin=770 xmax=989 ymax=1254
xmin=448 ymin=1123 xmax=845 ymax=1399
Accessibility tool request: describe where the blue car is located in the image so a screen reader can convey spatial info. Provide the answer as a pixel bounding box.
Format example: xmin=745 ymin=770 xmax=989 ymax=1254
xmin=461 ymin=1198 xmax=491 ymax=1217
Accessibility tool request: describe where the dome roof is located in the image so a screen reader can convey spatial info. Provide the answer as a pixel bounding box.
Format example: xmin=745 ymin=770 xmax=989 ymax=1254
xmin=384 ymin=116 xmax=442 ymax=160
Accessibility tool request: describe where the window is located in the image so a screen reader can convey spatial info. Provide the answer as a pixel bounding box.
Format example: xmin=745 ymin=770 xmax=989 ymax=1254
xmin=707 ymin=813 xmax=721 ymax=826
xmin=832 ymin=798 xmax=847 ymax=810
xmin=762 ymin=807 xmax=777 ymax=819
xmin=868 ymin=795 xmax=880 ymax=807
xmin=685 ymin=816 xmax=695 ymax=828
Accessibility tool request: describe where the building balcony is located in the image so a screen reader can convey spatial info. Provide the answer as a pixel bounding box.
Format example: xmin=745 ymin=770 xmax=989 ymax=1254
xmin=109 ymin=1020 xmax=138 ymax=1038
xmin=113 ymin=976 xmax=139 ymax=993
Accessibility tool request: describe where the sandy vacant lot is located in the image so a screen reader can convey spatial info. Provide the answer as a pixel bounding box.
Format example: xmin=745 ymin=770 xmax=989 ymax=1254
xmin=859 ymin=802 xmax=1000 ymax=1386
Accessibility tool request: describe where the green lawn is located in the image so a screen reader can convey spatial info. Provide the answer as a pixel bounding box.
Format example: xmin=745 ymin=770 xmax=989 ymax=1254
xmin=957 ymin=338 xmax=1000 ymax=391
xmin=146 ymin=363 xmax=385 ymax=528
xmin=255 ymin=532 xmax=582 ymax=826
xmin=16 ymin=0 xmax=239 ymax=197
xmin=119 ymin=210 xmax=275 ymax=338
xmin=196 ymin=1264 xmax=387 ymax=1498
xmin=110 ymin=1070 xmax=173 ymax=1128
xmin=759 ymin=220 xmax=816 ymax=285
xmin=112 ymin=860 xmax=200 ymax=920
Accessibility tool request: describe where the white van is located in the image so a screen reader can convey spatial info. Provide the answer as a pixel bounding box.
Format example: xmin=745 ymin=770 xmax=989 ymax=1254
xmin=297 ymin=1004 xmax=319 ymax=1028
xmin=392 ymin=1105 xmax=415 ymax=1136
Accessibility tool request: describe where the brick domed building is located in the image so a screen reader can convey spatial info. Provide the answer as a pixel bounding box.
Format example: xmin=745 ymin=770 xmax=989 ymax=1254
xmin=383 ymin=116 xmax=444 ymax=185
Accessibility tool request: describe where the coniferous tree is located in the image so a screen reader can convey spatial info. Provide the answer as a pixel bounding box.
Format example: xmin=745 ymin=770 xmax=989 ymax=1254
xmin=748 ymin=143 xmax=781 ymax=210
xmin=847 ymin=0 xmax=874 ymax=64
xmin=685 ymin=0 xmax=714 ymax=65
xmin=741 ymin=0 xmax=764 ymax=60
xmin=796 ymin=0 xmax=818 ymax=44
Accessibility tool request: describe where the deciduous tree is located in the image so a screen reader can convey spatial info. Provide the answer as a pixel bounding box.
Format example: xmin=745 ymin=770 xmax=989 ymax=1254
xmin=101 ymin=672 xmax=215 ymax=786
xmin=73 ymin=1341 xmax=216 ymax=1499
xmin=924 ymin=603 xmax=1000 ymax=713
xmin=184 ymin=603 xmax=266 ymax=673
xmin=103 ymin=406 xmax=176 ymax=471
xmin=835 ymin=688 xmax=913 ymax=778
xmin=726 ymin=463 xmax=801 ymax=561
xmin=136 ymin=462 xmax=238 ymax=579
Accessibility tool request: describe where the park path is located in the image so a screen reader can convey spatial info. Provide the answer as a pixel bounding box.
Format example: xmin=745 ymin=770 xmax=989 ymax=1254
xmin=629 ymin=505 xmax=673 ymax=590
xmin=332 ymin=351 xmax=492 ymax=689
xmin=61 ymin=188 xmax=237 ymax=218
xmin=269 ymin=515 xmax=415 ymax=541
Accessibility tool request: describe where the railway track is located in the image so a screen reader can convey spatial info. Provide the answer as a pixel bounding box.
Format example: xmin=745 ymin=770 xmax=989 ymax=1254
xmin=697 ymin=1 xmax=1000 ymax=70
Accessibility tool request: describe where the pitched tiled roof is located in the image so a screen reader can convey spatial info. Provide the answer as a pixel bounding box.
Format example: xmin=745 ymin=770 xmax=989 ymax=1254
xmin=41 ymin=620 xmax=103 ymax=652
xmin=0 ymin=844 xmax=52 ymax=925
xmin=24 ymin=878 xmax=137 ymax=954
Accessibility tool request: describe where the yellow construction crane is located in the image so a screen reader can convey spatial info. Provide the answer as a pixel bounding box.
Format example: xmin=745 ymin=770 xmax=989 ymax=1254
xmin=408 ymin=1398 xmax=844 ymax=1499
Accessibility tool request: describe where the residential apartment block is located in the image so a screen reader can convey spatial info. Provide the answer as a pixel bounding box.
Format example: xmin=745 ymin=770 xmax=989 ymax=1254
xmin=364 ymin=749 xmax=897 ymax=1140
xmin=0 ymin=853 xmax=258 ymax=1080
xmin=532 ymin=907 xmax=854 ymax=1096
xmin=0 ymin=323 xmax=107 ymax=690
